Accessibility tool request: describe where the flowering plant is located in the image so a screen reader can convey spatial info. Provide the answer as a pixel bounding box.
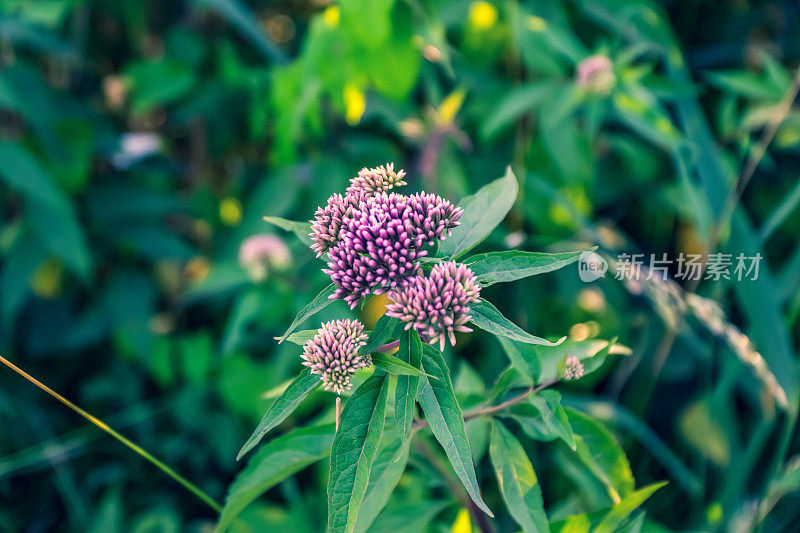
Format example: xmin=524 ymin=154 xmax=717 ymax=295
xmin=219 ymin=165 xmax=653 ymax=533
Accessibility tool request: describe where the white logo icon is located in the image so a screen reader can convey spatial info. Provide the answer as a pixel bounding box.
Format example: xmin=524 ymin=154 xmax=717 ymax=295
xmin=578 ymin=251 xmax=607 ymax=282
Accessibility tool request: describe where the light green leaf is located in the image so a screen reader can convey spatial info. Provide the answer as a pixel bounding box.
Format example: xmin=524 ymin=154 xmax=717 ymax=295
xmin=481 ymin=82 xmax=555 ymax=140
xmin=328 ymin=373 xmax=390 ymax=533
xmin=489 ymin=421 xmax=549 ymax=533
xmin=216 ymin=424 xmax=334 ymax=532
xmin=593 ymin=481 xmax=667 ymax=533
xmin=263 ymin=216 xmax=313 ymax=246
xmin=439 ymin=167 xmax=519 ymax=259
xmin=419 ymin=345 xmax=494 ymax=517
xmin=470 ymin=299 xmax=564 ymax=346
xmin=509 ymin=390 xmax=575 ymax=449
xmin=395 ymin=328 xmax=423 ymax=439
xmin=465 ymin=249 xmax=591 ymax=286
xmin=284 ymin=329 xmax=318 ymax=346
xmin=277 ymin=283 xmax=338 ymax=343
xmin=353 ymin=435 xmax=412 ymax=533
xmin=237 ymin=368 xmax=321 ymax=460
xmin=495 ymin=336 xmax=542 ymax=384
xmin=372 ymin=352 xmax=428 ymax=378
xmin=567 ymin=408 xmax=635 ymax=503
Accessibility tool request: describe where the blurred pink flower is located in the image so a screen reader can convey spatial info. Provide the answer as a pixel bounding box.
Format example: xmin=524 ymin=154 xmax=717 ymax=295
xmin=239 ymin=234 xmax=291 ymax=281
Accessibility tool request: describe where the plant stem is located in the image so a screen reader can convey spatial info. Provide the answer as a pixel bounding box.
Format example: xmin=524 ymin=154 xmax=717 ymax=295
xmin=412 ymin=379 xmax=557 ymax=431
xmin=0 ymin=355 xmax=222 ymax=513
xmin=335 ymin=396 xmax=342 ymax=432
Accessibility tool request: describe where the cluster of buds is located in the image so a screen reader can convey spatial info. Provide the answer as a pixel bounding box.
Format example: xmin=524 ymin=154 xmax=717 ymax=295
xmin=301 ymin=319 xmax=370 ymax=394
xmin=387 ymin=261 xmax=481 ymax=350
xmin=311 ymin=164 xmax=462 ymax=308
xmin=563 ymin=356 xmax=585 ymax=381
xmin=576 ymin=55 xmax=616 ymax=95
xmin=238 ymin=234 xmax=291 ymax=282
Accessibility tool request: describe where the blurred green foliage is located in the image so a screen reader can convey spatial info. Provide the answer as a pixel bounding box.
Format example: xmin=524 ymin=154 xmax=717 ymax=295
xmin=1 ymin=0 xmax=799 ymax=531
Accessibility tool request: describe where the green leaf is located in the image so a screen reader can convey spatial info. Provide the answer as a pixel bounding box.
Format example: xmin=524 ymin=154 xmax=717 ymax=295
xmin=362 ymin=315 xmax=401 ymax=354
xmin=470 ymin=299 xmax=563 ymax=346
xmin=489 ymin=421 xmax=549 ymax=533
xmin=284 ymin=329 xmax=318 ymax=346
xmin=418 ymin=345 xmax=494 ymax=517
xmin=372 ymin=352 xmax=428 ymax=378
xmin=567 ymin=408 xmax=635 ymax=503
xmin=509 ymin=390 xmax=576 ymax=449
xmin=495 ymin=336 xmax=542 ymax=384
xmin=593 ymin=481 xmax=667 ymax=533
xmin=263 ymin=216 xmax=313 ymax=247
xmin=706 ymin=70 xmax=784 ymax=100
xmin=328 ymin=373 xmax=390 ymax=533
xmin=196 ymin=0 xmax=286 ymax=63
xmin=395 ymin=329 xmax=423 ymax=440
xmin=465 ymin=249 xmax=591 ymax=286
xmin=353 ymin=435 xmax=412 ymax=533
xmin=438 ymin=167 xmax=519 ymax=259
xmin=481 ymin=82 xmax=555 ymax=140
xmin=277 ymin=283 xmax=338 ymax=343
xmin=237 ymin=368 xmax=321 ymax=460
xmin=217 ymin=424 xmax=334 ymax=532
xmin=538 ymin=339 xmax=631 ymax=383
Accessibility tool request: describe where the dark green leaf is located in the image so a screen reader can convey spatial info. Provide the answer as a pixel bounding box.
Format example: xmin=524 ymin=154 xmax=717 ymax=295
xmin=353 ymin=435 xmax=412 ymax=533
xmin=470 ymin=299 xmax=563 ymax=346
xmin=438 ymin=167 xmax=519 ymax=259
xmin=237 ymin=368 xmax=321 ymax=460
xmin=489 ymin=421 xmax=549 ymax=533
xmin=465 ymin=249 xmax=591 ymax=286
xmin=372 ymin=352 xmax=428 ymax=378
xmin=277 ymin=283 xmax=338 ymax=343
xmin=419 ymin=345 xmax=494 ymax=517
xmin=328 ymin=374 xmax=390 ymax=533
xmin=217 ymin=424 xmax=334 ymax=532
xmin=395 ymin=329 xmax=423 ymax=440
xmin=362 ymin=315 xmax=401 ymax=354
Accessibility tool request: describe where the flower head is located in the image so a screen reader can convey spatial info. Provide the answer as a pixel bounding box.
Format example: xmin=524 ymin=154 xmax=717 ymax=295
xmin=386 ymin=261 xmax=481 ymax=350
xmin=346 ymin=163 xmax=407 ymax=196
xmin=301 ymin=319 xmax=370 ymax=394
xmin=238 ymin=234 xmax=291 ymax=281
xmin=309 ymin=192 xmax=362 ymax=258
xmin=324 ymin=192 xmax=462 ymax=308
xmin=576 ymin=55 xmax=616 ymax=94
xmin=563 ymin=355 xmax=584 ymax=381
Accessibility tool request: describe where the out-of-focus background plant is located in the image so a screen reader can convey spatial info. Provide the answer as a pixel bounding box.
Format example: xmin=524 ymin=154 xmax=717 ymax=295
xmin=0 ymin=0 xmax=799 ymax=531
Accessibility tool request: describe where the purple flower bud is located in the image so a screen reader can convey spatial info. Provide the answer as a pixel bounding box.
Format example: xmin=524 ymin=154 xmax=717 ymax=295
xmin=309 ymin=192 xmax=363 ymax=258
xmin=563 ymin=355 xmax=584 ymax=380
xmin=346 ymin=163 xmax=407 ymax=196
xmin=576 ymin=55 xmax=616 ymax=94
xmin=238 ymin=234 xmax=291 ymax=281
xmin=301 ymin=319 xmax=370 ymax=394
xmin=386 ymin=261 xmax=481 ymax=350
xmin=324 ymin=192 xmax=463 ymax=308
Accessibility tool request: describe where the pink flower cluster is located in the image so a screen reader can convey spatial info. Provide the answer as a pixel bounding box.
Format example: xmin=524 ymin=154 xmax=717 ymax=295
xmin=387 ymin=261 xmax=481 ymax=350
xmin=301 ymin=319 xmax=369 ymax=394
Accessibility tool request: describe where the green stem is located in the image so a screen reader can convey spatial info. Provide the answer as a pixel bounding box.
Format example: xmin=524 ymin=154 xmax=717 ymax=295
xmin=0 ymin=354 xmax=222 ymax=513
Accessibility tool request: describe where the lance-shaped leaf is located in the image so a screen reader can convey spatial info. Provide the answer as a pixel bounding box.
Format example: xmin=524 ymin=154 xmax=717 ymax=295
xmin=395 ymin=329 xmax=423 ymax=439
xmin=495 ymin=336 xmax=542 ymax=384
xmin=438 ymin=167 xmax=519 ymax=259
xmin=471 ymin=299 xmax=564 ymax=346
xmin=593 ymin=481 xmax=667 ymax=533
xmin=284 ymin=329 xmax=318 ymax=345
xmin=465 ymin=249 xmax=592 ymax=286
xmin=566 ymin=408 xmax=635 ymax=503
xmin=419 ymin=345 xmax=494 ymax=517
xmin=217 ymin=424 xmax=334 ymax=532
xmin=277 ymin=283 xmax=338 ymax=343
xmin=328 ymin=373 xmax=390 ymax=533
xmin=237 ymin=368 xmax=320 ymax=460
xmin=361 ymin=314 xmax=401 ymax=354
xmin=372 ymin=352 xmax=428 ymax=378
xmin=489 ymin=421 xmax=549 ymax=533
xmin=353 ymin=435 xmax=412 ymax=533
xmin=263 ymin=216 xmax=313 ymax=246
xmin=508 ymin=390 xmax=576 ymax=449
